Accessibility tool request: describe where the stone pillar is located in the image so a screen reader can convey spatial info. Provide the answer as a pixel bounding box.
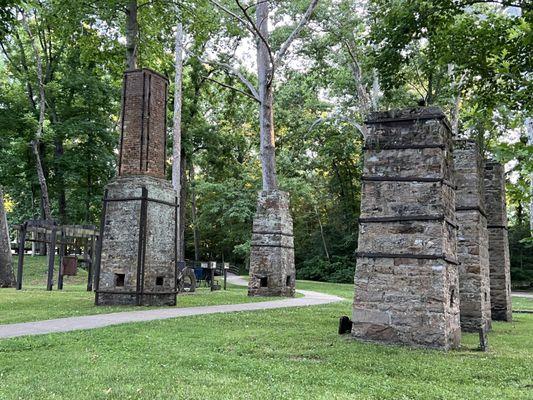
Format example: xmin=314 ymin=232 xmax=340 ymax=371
xmin=454 ymin=140 xmax=491 ymax=332
xmin=248 ymin=190 xmax=295 ymax=297
xmin=96 ymin=68 xmax=178 ymax=307
xmin=352 ymin=107 xmax=461 ymax=350
xmin=484 ymin=162 xmax=512 ymax=321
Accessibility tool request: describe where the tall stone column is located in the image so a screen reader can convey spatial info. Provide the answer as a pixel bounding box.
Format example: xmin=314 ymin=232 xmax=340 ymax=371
xmin=484 ymin=162 xmax=512 ymax=321
xmin=454 ymin=140 xmax=491 ymax=332
xmin=95 ymin=69 xmax=178 ymax=306
xmin=248 ymin=190 xmax=295 ymax=297
xmin=352 ymin=107 xmax=461 ymax=350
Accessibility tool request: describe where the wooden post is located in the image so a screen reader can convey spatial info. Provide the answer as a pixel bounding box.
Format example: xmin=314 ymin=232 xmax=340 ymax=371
xmin=46 ymin=227 xmax=57 ymax=291
xmin=57 ymin=228 xmax=65 ymax=290
xmin=223 ymin=262 xmax=229 ymax=290
xmin=16 ymin=223 xmax=27 ymax=290
xmin=94 ymin=190 xmax=108 ymax=305
xmin=86 ymin=236 xmax=94 ymax=292
xmin=136 ymin=187 xmax=148 ymax=306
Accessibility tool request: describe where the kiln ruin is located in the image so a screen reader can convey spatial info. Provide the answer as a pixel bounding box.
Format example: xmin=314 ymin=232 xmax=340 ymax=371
xmin=351 ymin=107 xmax=512 ymax=350
xmin=94 ymin=69 xmax=179 ymax=306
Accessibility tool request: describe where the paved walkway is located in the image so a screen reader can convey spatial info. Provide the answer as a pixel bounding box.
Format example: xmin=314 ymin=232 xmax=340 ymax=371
xmin=513 ymin=292 xmax=533 ymax=299
xmin=0 ymin=274 xmax=343 ymax=339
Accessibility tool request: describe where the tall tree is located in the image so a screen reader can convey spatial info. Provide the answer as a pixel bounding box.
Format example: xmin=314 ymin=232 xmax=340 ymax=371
xmin=527 ymin=117 xmax=533 ymax=237
xmin=20 ymin=9 xmax=52 ymax=221
xmin=125 ymin=0 xmax=138 ymax=70
xmin=172 ymin=7 xmax=185 ymax=260
xmin=0 ymin=187 xmax=16 ymax=288
xmin=210 ymin=0 xmax=320 ymax=190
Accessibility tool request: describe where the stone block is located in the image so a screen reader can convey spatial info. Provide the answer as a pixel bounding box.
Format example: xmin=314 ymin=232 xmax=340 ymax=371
xmin=454 ymin=140 xmax=491 ymax=332
xmin=484 ymin=162 xmax=512 ymax=321
xmin=96 ymin=176 xmax=177 ymax=306
xmin=352 ymin=107 xmax=460 ymax=350
xmin=248 ymin=191 xmax=295 ymax=297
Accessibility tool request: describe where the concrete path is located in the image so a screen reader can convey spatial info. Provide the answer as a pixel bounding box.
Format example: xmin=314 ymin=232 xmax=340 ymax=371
xmin=513 ymin=292 xmax=533 ymax=299
xmin=0 ymin=274 xmax=343 ymax=339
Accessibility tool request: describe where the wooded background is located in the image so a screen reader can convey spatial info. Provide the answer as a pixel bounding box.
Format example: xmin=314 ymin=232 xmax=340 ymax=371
xmin=0 ymin=0 xmax=531 ymax=284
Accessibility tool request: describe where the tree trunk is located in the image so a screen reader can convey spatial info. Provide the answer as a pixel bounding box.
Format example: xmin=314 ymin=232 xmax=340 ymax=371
xmin=314 ymin=204 xmax=330 ymax=261
xmin=0 ymin=187 xmax=16 ymax=288
xmin=172 ymin=15 xmax=185 ymax=261
xmin=32 ymin=141 xmax=52 ymax=221
xmin=54 ymin=137 xmax=67 ymax=224
xmin=256 ymin=1 xmax=278 ymax=191
xmin=125 ymin=0 xmax=138 ymax=70
xmin=178 ymin=151 xmax=187 ymax=261
xmin=21 ymin=11 xmax=52 ymax=221
xmin=526 ymin=117 xmax=533 ymax=237
xmin=172 ymin=16 xmax=184 ymax=191
xmin=189 ymin=162 xmax=200 ymax=262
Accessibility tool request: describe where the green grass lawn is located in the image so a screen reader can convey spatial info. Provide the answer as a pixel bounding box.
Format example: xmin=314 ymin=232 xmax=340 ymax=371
xmin=0 ymin=258 xmax=532 ymax=399
xmin=0 ymin=256 xmax=282 ymax=324
xmin=513 ymin=296 xmax=533 ymax=311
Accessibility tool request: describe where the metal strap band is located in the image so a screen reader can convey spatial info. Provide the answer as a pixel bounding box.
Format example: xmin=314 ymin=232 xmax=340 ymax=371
xmin=456 ymin=206 xmax=487 ymax=218
xmin=487 ymin=225 xmax=508 ymax=230
xmin=251 ymin=244 xmax=295 ymax=249
xmin=104 ymin=196 xmax=179 ymax=207
xmin=362 ymin=176 xmax=456 ymax=190
xmin=252 ymin=231 xmax=294 ymax=237
xmin=359 ymin=215 xmax=458 ymax=229
xmin=356 ymin=252 xmax=459 ymax=265
xmin=363 ymin=144 xmax=445 ymax=151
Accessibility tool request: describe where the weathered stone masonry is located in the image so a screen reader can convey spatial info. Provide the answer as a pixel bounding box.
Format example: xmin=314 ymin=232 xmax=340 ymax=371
xmin=352 ymin=107 xmax=461 ymax=350
xmin=484 ymin=162 xmax=512 ymax=321
xmin=248 ymin=191 xmax=296 ymax=297
xmin=95 ymin=69 xmax=178 ymax=306
xmin=454 ymin=139 xmax=491 ymax=332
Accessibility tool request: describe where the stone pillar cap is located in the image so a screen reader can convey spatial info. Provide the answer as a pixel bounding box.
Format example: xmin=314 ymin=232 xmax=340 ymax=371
xmin=365 ymin=107 xmax=448 ymax=124
xmin=124 ymin=67 xmax=169 ymax=83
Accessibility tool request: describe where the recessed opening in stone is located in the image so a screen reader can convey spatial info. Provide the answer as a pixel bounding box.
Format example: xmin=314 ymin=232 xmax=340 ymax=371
xmin=115 ymin=273 xmax=125 ymax=287
xmin=485 ymin=291 xmax=488 ymax=301
xmin=260 ymin=277 xmax=268 ymax=287
xmin=156 ymin=276 xmax=164 ymax=286
xmin=286 ymin=275 xmax=291 ymax=286
xmin=450 ymin=289 xmax=455 ymax=307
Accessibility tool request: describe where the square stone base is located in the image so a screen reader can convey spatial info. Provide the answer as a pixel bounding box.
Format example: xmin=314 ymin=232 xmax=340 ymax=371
xmin=352 ymin=256 xmax=461 ymax=350
xmin=95 ymin=175 xmax=178 ymax=306
xmin=488 ymin=227 xmax=513 ymax=321
xmin=96 ymin=292 xmax=176 ymax=306
xmin=457 ymin=210 xmax=492 ymax=332
xmin=248 ymin=191 xmax=295 ymax=297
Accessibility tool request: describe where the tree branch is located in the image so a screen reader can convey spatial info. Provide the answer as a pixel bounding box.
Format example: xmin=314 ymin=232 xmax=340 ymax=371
xmin=309 ymin=115 xmax=367 ymax=138
xmin=20 ymin=9 xmax=46 ymax=139
xmin=208 ymin=0 xmax=256 ymax=36
xmin=235 ymin=0 xmax=274 ymax=70
xmin=343 ymin=39 xmax=372 ymax=114
xmin=275 ymin=0 xmax=319 ymax=64
xmin=204 ymin=76 xmax=260 ymax=102
xmin=0 ymin=40 xmax=22 ymax=75
xmin=188 ymin=49 xmax=260 ymax=101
